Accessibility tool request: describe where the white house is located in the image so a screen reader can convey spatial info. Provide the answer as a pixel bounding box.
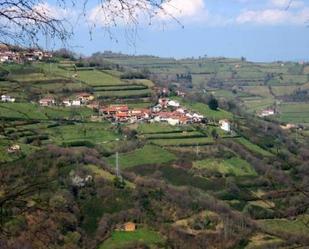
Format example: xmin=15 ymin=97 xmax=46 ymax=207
xmin=167 ymin=118 xmax=180 ymax=126
xmin=168 ymin=100 xmax=180 ymax=108
xmin=1 ymin=95 xmax=15 ymax=102
xmin=72 ymin=100 xmax=81 ymax=106
xmin=7 ymin=144 xmax=21 ymax=153
xmin=0 ymin=54 xmax=9 ymax=62
xmin=39 ymin=97 xmax=55 ymax=106
xmin=219 ymin=119 xmax=231 ymax=132
xmin=258 ymin=109 xmax=275 ymax=117
xmin=63 ymin=99 xmax=72 ymax=107
xmin=152 ymin=104 xmax=162 ymax=113
xmin=176 ymin=108 xmax=186 ymax=114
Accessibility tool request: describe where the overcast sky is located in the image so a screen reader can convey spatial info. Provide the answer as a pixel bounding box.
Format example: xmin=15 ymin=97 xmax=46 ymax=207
xmin=45 ymin=0 xmax=309 ymax=62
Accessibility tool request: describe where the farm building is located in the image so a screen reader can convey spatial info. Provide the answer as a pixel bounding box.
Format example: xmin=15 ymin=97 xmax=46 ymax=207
xmin=258 ymin=109 xmax=275 ymax=117
xmin=39 ymin=97 xmax=55 ymax=106
xmin=123 ymin=222 xmax=136 ymax=232
xmin=76 ymin=93 xmax=94 ymax=103
xmin=63 ymin=99 xmax=72 ymax=107
xmin=158 ymin=98 xmax=169 ymax=108
xmin=176 ymin=90 xmax=186 ymax=97
xmin=7 ymin=144 xmax=21 ymax=153
xmin=115 ymin=112 xmax=130 ymax=122
xmin=168 ymin=100 xmax=180 ymax=108
xmin=280 ymin=123 xmax=297 ymax=130
xmin=130 ymin=109 xmax=151 ymax=119
xmin=1 ymin=95 xmax=15 ymax=102
xmin=72 ymin=100 xmax=81 ymax=106
xmin=101 ymin=105 xmax=129 ymax=116
xmin=219 ymin=119 xmax=231 ymax=132
xmin=152 ymin=104 xmax=162 ymax=113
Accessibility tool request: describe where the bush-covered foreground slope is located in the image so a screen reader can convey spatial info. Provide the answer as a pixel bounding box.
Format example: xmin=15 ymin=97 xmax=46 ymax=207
xmin=0 ymin=58 xmax=309 ymax=249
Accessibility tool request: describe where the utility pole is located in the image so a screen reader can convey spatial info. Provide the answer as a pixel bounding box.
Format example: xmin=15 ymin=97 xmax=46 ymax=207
xmin=196 ymin=143 xmax=199 ymax=157
xmin=115 ymin=152 xmax=121 ymax=179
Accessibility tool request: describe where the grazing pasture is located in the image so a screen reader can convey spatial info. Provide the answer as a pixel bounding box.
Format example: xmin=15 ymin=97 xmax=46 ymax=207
xmin=107 ymin=145 xmax=176 ymax=168
xmin=46 ymin=122 xmax=119 ymax=145
xmin=77 ymin=70 xmax=123 ymax=86
xmin=194 ymin=157 xmax=257 ymax=176
xmin=99 ymin=228 xmax=164 ymax=249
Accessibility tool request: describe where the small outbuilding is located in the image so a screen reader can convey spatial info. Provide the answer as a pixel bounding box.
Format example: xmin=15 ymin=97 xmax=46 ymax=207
xmin=123 ymin=222 xmax=136 ymax=232
xmin=219 ymin=119 xmax=231 ymax=132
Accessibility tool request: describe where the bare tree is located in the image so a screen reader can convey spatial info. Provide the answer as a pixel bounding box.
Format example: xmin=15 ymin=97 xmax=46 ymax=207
xmin=0 ymin=0 xmax=174 ymax=47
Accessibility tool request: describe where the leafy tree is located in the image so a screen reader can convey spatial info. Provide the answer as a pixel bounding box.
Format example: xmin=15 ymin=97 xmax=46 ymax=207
xmin=211 ymin=129 xmax=219 ymax=139
xmin=208 ymin=97 xmax=219 ymax=110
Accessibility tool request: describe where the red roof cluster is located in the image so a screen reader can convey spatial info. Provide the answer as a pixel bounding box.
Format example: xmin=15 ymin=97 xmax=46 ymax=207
xmin=102 ymin=105 xmax=129 ymax=113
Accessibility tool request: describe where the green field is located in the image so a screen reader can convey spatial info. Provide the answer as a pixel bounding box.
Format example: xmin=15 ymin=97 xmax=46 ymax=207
xmin=0 ymin=138 xmax=38 ymax=163
xmin=77 ymin=70 xmax=123 ymax=86
xmin=99 ymin=228 xmax=164 ymax=249
xmin=107 ymin=145 xmax=176 ymax=168
xmin=243 ymin=97 xmax=275 ymax=112
xmin=94 ymin=89 xmax=151 ymax=98
xmin=258 ymin=216 xmax=309 ymax=238
xmin=143 ymin=131 xmax=204 ymax=139
xmin=245 ymin=233 xmax=284 ymax=249
xmin=46 ymin=123 xmax=119 ymax=145
xmin=0 ymin=103 xmax=94 ymax=120
xmin=278 ymin=102 xmax=309 ymax=124
xmin=137 ymin=123 xmax=193 ymax=134
xmin=194 ymin=157 xmax=257 ymax=176
xmin=151 ymin=137 xmax=214 ymax=146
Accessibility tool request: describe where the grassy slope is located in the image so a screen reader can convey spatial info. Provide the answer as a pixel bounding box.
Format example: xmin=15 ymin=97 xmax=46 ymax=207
xmin=258 ymin=216 xmax=309 ymax=238
xmin=0 ymin=103 xmax=94 ymax=120
xmin=77 ymin=70 xmax=123 ymax=86
xmin=107 ymin=145 xmax=176 ymax=168
xmin=194 ymin=157 xmax=257 ymax=176
xmin=46 ymin=123 xmax=119 ymax=144
xmin=235 ymin=137 xmax=273 ymax=157
xmin=278 ymin=102 xmax=309 ymax=124
xmin=99 ymin=229 xmax=164 ymax=249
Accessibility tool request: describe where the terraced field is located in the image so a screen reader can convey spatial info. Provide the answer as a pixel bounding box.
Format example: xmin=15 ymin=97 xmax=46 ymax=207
xmin=278 ymin=102 xmax=309 ymax=125
xmin=107 ymin=145 xmax=176 ymax=168
xmin=0 ymin=103 xmax=94 ymax=120
xmin=234 ymin=137 xmax=273 ymax=157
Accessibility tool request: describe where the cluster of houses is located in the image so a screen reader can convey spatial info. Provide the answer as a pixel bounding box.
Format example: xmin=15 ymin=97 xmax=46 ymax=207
xmin=99 ymin=100 xmax=232 ymax=131
xmin=37 ymin=94 xmax=231 ymax=130
xmin=39 ymin=93 xmax=95 ymax=107
xmin=99 ymin=98 xmax=207 ymax=126
xmin=0 ymin=44 xmax=52 ymax=63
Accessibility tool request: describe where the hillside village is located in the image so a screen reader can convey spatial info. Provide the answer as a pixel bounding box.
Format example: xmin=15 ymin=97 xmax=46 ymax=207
xmin=1 ymin=54 xmax=309 ymax=249
xmin=37 ymin=93 xmax=224 ymax=127
xmin=0 ymin=44 xmax=52 ymax=63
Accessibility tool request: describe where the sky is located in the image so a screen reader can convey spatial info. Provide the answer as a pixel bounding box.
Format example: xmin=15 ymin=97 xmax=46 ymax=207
xmin=44 ymin=0 xmax=309 ymax=62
